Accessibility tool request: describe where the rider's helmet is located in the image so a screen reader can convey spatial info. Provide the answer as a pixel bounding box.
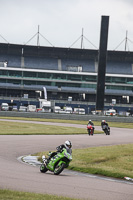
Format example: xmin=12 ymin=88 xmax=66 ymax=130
xmin=65 ymin=140 xmax=72 ymax=149
xmin=102 ymin=120 xmax=106 ymax=123
xmin=89 ymin=120 xmax=92 ymax=123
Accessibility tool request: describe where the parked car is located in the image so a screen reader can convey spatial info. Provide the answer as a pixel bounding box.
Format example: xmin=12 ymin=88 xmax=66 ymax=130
xmin=27 ymin=105 xmax=36 ymax=112
xmin=19 ymin=106 xmax=27 ymax=112
xmin=73 ymin=108 xmax=85 ymax=115
xmin=54 ymin=106 xmax=61 ymax=113
xmin=105 ymin=109 xmax=117 ymax=116
xmin=1 ymin=103 xmax=9 ymax=111
xmin=12 ymin=106 xmax=18 ymax=111
xmin=64 ymin=107 xmax=73 ymax=114
xmin=58 ymin=109 xmax=66 ymax=114
xmin=36 ymin=108 xmax=42 ymax=112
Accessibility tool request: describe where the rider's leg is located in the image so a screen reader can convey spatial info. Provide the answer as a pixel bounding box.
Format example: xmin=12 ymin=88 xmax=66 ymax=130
xmin=46 ymin=152 xmax=57 ymax=164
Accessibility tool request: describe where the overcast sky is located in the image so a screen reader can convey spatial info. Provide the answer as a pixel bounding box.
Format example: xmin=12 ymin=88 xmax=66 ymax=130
xmin=0 ymin=0 xmax=133 ymax=51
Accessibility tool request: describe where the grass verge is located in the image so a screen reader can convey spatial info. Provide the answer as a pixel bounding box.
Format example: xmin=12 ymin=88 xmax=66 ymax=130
xmin=0 ymin=121 xmax=101 ymax=135
xmin=0 ymin=189 xmax=79 ymax=200
xmin=36 ymin=144 xmax=133 ymax=179
xmin=0 ymin=116 xmax=133 ymax=128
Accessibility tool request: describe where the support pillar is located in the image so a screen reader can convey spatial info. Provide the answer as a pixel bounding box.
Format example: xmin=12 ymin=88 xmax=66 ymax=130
xmin=96 ymin=16 xmax=109 ymax=111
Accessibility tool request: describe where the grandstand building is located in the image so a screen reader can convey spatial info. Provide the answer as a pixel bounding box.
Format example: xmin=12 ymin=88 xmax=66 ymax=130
xmin=0 ymin=42 xmax=133 ymax=112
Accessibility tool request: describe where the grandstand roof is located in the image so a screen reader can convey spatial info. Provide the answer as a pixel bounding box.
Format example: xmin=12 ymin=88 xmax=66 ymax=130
xmin=0 ymin=42 xmax=133 ymax=62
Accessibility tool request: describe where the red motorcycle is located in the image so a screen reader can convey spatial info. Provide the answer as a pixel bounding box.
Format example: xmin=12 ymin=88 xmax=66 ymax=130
xmin=87 ymin=125 xmax=94 ymax=135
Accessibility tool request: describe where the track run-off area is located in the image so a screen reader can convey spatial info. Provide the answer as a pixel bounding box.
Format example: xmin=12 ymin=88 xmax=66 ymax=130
xmin=0 ymin=119 xmax=133 ymax=200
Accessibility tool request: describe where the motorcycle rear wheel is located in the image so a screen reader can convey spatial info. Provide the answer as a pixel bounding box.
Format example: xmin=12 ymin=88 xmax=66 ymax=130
xmin=40 ymin=164 xmax=48 ymax=173
xmin=54 ymin=163 xmax=66 ymax=175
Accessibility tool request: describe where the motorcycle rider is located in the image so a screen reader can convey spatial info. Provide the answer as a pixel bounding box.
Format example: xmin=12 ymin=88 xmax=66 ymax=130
xmin=57 ymin=140 xmax=72 ymax=155
xmin=101 ymin=120 xmax=110 ymax=131
xmin=87 ymin=120 xmax=95 ymax=133
xmin=88 ymin=120 xmax=94 ymax=126
xmin=45 ymin=140 xmax=72 ymax=164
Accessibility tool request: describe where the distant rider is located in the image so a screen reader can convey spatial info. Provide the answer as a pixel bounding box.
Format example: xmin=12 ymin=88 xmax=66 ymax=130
xmin=88 ymin=120 xmax=94 ymax=126
xmin=87 ymin=120 xmax=94 ymax=133
xmin=45 ymin=140 xmax=72 ymax=164
xmin=101 ymin=120 xmax=110 ymax=131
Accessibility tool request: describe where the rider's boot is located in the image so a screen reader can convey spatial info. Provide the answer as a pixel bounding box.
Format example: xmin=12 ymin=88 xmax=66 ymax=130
xmin=42 ymin=155 xmax=49 ymax=165
xmin=42 ymin=155 xmax=46 ymax=162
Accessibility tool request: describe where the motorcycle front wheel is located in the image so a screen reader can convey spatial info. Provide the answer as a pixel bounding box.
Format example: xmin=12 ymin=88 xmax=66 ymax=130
xmin=54 ymin=163 xmax=66 ymax=175
xmin=107 ymin=131 xmax=110 ymax=135
xmin=88 ymin=130 xmax=90 ymax=135
xmin=40 ymin=164 xmax=48 ymax=173
xmin=105 ymin=129 xmax=110 ymax=135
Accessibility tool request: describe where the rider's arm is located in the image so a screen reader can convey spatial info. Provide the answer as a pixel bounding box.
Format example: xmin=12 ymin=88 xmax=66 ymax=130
xmin=56 ymin=144 xmax=64 ymax=152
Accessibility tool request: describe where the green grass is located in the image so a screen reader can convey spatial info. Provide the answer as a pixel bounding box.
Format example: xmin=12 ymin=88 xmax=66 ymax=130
xmin=0 ymin=116 xmax=133 ymax=128
xmin=36 ymin=144 xmax=133 ymax=179
xmin=0 ymin=189 xmax=79 ymax=200
xmin=0 ymin=121 xmax=102 ymax=135
xmin=70 ymin=144 xmax=133 ymax=179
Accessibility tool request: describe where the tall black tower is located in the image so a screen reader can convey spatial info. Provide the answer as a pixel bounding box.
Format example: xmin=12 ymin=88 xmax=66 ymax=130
xmin=96 ymin=16 xmax=109 ymax=111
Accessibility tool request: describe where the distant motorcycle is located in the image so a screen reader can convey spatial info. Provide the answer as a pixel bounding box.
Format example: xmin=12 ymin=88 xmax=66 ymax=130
xmin=102 ymin=125 xmax=110 ymax=135
xmin=40 ymin=148 xmax=72 ymax=175
xmin=87 ymin=124 xmax=94 ymax=135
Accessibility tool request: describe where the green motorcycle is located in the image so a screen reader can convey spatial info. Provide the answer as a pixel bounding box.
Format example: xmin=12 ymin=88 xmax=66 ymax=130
xmin=40 ymin=148 xmax=72 ymax=175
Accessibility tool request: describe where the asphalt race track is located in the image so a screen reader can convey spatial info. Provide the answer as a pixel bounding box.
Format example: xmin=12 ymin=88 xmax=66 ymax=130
xmin=0 ymin=119 xmax=133 ymax=200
